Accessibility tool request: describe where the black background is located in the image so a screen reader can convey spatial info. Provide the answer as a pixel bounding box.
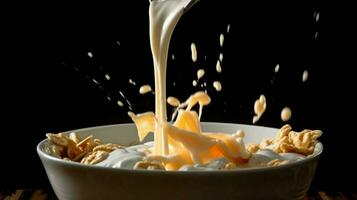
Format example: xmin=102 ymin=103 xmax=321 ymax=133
xmin=1 ymin=0 xmax=356 ymax=193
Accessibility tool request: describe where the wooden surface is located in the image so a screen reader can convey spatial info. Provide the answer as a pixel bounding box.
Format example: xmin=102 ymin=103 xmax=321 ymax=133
xmin=0 ymin=190 xmax=57 ymax=200
xmin=1 ymin=190 xmax=357 ymax=200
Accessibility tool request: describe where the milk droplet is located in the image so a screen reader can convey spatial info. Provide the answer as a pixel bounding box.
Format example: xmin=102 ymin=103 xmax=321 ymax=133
xmin=119 ymin=91 xmax=125 ymax=98
xmin=87 ymin=52 xmax=93 ymax=58
xmin=105 ymin=74 xmax=111 ymax=80
xmin=274 ymin=64 xmax=280 ymax=73
xmin=118 ymin=91 xmax=132 ymax=108
xmin=213 ymin=81 xmax=222 ymax=91
xmin=129 ymin=79 xmax=136 ymax=85
xmin=252 ymin=116 xmax=259 ymax=124
xmin=219 ymin=53 xmax=223 ymax=62
xmin=197 ymin=69 xmax=205 ymax=80
xmin=302 ymin=70 xmax=308 ymax=82
xmin=216 ymin=60 xmax=222 ymax=73
xmin=192 ymin=80 xmax=197 ymax=86
xmin=219 ymin=34 xmax=224 ymax=47
xmin=227 ymin=24 xmax=231 ymax=33
xmin=191 ymin=43 xmax=197 ymax=62
xmin=92 ymin=79 xmax=99 ymax=85
xmin=315 ymin=12 xmax=320 ymax=22
xmin=126 ymin=99 xmax=132 ymax=107
xmin=117 ymin=100 xmax=124 ymax=107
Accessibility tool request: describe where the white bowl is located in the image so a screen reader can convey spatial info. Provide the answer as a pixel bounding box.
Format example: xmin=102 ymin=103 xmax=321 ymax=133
xmin=37 ymin=122 xmax=323 ymax=200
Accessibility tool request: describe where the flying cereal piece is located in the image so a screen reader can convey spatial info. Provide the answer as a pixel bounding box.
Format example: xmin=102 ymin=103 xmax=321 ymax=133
xmin=252 ymin=95 xmax=266 ymax=124
xmin=139 ymin=85 xmax=153 ymax=94
xmin=281 ymin=107 xmax=292 ymax=122
xmin=167 ymin=96 xmax=180 ymax=107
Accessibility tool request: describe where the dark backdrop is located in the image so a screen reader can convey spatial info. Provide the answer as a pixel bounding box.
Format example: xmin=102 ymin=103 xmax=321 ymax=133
xmin=2 ymin=1 xmax=355 ymax=193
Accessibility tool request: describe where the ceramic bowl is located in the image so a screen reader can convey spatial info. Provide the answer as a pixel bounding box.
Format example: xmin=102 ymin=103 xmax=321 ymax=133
xmin=37 ymin=122 xmax=322 ymax=200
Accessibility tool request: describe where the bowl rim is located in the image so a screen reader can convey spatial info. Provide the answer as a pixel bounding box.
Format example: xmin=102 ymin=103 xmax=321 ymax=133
xmin=37 ymin=122 xmax=323 ymax=175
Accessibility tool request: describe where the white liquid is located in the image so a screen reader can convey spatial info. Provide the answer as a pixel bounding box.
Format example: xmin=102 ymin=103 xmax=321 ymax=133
xmin=87 ymin=52 xmax=93 ymax=58
xmin=129 ymin=0 xmax=264 ymax=170
xmin=105 ymin=74 xmax=111 ymax=80
xmin=149 ymin=0 xmax=193 ymax=155
xmin=146 ymin=0 xmax=250 ymax=166
xmin=97 ymin=143 xmax=151 ymax=169
xmin=97 ymin=142 xmax=304 ymax=170
xmin=192 ymin=80 xmax=197 ymax=86
xmin=227 ymin=24 xmax=230 ymax=33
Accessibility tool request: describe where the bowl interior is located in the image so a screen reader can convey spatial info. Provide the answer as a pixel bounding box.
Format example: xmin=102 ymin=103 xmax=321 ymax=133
xmin=38 ymin=122 xmax=323 ymax=163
